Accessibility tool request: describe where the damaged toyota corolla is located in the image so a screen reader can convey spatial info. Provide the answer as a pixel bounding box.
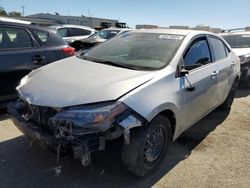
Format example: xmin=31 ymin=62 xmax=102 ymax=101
xmin=8 ymin=29 xmax=240 ymax=177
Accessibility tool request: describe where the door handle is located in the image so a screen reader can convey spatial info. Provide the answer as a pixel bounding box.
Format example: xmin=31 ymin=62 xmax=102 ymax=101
xmin=32 ymin=55 xmax=46 ymax=64
xmin=211 ymin=70 xmax=220 ymax=76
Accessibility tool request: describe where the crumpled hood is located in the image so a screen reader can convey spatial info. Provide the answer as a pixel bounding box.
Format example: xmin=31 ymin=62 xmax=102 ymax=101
xmin=232 ymin=48 xmax=250 ymax=57
xmin=17 ymin=56 xmax=156 ymax=108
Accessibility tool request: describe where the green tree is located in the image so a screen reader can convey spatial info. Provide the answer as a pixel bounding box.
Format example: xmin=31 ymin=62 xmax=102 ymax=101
xmin=8 ymin=11 xmax=22 ymax=17
xmin=0 ymin=7 xmax=8 ymax=16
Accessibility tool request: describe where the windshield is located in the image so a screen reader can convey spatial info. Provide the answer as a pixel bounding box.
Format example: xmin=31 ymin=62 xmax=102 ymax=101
xmin=80 ymin=32 xmax=184 ymax=70
xmin=90 ymin=30 xmax=120 ymax=40
xmin=222 ymin=34 xmax=250 ymax=48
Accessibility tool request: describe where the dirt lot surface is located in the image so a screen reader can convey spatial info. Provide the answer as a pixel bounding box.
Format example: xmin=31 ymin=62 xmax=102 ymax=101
xmin=0 ymin=89 xmax=250 ymax=188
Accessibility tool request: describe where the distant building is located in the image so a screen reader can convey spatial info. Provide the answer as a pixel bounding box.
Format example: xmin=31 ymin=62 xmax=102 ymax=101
xmin=27 ymin=13 xmax=118 ymax=28
xmin=17 ymin=17 xmax=59 ymax=26
xmin=209 ymin=28 xmax=222 ymax=33
xmin=169 ymin=25 xmax=189 ymax=29
xmin=195 ymin=24 xmax=210 ymax=31
xmin=136 ymin=24 xmax=158 ymax=29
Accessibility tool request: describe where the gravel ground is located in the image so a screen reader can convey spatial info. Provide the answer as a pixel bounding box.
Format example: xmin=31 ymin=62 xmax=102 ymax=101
xmin=0 ymin=89 xmax=249 ymax=188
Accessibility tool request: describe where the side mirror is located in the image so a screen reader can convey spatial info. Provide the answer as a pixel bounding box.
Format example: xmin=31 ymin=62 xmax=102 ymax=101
xmin=180 ymin=69 xmax=189 ymax=77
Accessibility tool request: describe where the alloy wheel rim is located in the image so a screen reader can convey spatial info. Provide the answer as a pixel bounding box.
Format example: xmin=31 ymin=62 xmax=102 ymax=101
xmin=144 ymin=126 xmax=165 ymax=164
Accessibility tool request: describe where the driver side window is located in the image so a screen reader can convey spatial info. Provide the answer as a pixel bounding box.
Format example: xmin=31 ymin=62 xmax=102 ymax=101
xmin=184 ymin=38 xmax=211 ymax=70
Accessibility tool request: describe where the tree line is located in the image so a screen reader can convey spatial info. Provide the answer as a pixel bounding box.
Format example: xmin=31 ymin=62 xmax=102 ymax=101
xmin=0 ymin=7 xmax=22 ymax=17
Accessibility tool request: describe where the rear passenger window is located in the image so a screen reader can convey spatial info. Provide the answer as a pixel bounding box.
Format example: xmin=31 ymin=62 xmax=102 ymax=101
xmin=69 ymin=28 xmax=91 ymax=36
xmin=0 ymin=26 xmax=33 ymax=49
xmin=209 ymin=37 xmax=227 ymax=61
xmin=33 ymin=30 xmax=49 ymax=43
xmin=184 ymin=39 xmax=211 ymax=70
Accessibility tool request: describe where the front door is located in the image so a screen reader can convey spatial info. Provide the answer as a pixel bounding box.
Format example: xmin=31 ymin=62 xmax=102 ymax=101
xmin=180 ymin=36 xmax=218 ymax=129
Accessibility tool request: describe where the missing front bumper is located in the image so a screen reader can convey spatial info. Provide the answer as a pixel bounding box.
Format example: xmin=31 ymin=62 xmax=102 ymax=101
xmin=7 ymin=101 xmax=123 ymax=166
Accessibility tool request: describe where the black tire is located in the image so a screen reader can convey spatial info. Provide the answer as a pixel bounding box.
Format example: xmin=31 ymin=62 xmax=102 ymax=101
xmin=219 ymin=79 xmax=238 ymax=110
xmin=70 ymin=41 xmax=83 ymax=51
xmin=121 ymin=115 xmax=172 ymax=177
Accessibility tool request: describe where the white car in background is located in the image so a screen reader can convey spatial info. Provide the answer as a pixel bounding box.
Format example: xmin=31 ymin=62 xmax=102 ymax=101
xmin=73 ymin=27 xmax=134 ymax=51
xmin=49 ymin=24 xmax=96 ymax=44
xmin=220 ymin=30 xmax=250 ymax=85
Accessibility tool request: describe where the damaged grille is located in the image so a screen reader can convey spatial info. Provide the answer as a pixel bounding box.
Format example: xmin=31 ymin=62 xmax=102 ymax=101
xmin=24 ymin=102 xmax=58 ymax=134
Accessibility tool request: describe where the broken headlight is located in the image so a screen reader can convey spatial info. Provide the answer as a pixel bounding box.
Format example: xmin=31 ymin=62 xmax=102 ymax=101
xmin=50 ymin=102 xmax=128 ymax=128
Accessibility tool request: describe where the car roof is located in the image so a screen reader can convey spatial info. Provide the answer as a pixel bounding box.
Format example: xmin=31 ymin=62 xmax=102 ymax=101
xmin=0 ymin=20 xmax=57 ymax=33
xmin=49 ymin=24 xmax=95 ymax=30
xmin=0 ymin=16 xmax=31 ymax=24
xmin=131 ymin=28 xmax=212 ymax=36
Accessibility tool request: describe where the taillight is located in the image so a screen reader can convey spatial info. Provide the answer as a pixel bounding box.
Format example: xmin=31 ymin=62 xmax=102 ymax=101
xmin=63 ymin=47 xmax=75 ymax=56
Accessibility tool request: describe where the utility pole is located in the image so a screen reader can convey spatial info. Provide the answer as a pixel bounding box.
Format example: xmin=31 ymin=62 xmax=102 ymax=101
xmin=21 ymin=6 xmax=24 ymax=16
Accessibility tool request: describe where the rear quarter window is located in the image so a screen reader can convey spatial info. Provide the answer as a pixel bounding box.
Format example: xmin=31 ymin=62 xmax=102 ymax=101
xmin=33 ymin=30 xmax=49 ymax=44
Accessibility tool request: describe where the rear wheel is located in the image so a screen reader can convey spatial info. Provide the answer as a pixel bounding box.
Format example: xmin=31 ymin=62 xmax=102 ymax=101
xmin=121 ymin=115 xmax=172 ymax=177
xmin=70 ymin=41 xmax=83 ymax=51
xmin=219 ymin=79 xmax=238 ymax=110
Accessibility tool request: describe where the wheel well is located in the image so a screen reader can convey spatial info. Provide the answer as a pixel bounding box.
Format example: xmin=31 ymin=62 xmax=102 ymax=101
xmin=159 ymin=110 xmax=176 ymax=139
xmin=70 ymin=40 xmax=82 ymax=47
xmin=235 ymin=76 xmax=240 ymax=85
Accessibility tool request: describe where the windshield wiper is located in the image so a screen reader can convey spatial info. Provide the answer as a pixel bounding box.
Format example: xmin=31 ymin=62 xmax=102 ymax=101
xmin=82 ymin=56 xmax=143 ymax=70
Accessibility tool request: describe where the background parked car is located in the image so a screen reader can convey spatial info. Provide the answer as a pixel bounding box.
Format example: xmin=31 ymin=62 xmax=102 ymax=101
xmin=48 ymin=24 xmax=96 ymax=45
xmin=74 ymin=27 xmax=133 ymax=51
xmin=220 ymin=30 xmax=250 ymax=85
xmin=0 ymin=18 xmax=75 ymax=107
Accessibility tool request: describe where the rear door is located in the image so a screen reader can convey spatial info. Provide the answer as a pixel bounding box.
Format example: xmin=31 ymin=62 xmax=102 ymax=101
xmin=208 ymin=36 xmax=235 ymax=105
xmin=0 ymin=25 xmax=48 ymax=101
xmin=180 ymin=36 xmax=219 ymax=128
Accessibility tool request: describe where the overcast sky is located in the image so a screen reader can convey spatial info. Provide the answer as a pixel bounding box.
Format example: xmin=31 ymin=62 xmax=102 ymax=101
xmin=1 ymin=0 xmax=250 ymax=29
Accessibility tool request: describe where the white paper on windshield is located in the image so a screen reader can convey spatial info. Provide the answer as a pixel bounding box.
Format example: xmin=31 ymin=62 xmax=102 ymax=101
xmin=158 ymin=35 xmax=184 ymax=40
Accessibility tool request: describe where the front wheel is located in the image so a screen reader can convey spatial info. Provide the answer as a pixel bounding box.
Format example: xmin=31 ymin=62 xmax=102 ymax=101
xmin=121 ymin=115 xmax=172 ymax=177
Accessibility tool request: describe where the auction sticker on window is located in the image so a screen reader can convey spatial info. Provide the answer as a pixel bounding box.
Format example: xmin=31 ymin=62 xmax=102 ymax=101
xmin=158 ymin=34 xmax=184 ymax=40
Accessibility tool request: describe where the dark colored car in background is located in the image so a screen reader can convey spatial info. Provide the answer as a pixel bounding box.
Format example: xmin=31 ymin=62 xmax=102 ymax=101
xmin=0 ymin=18 xmax=75 ymax=107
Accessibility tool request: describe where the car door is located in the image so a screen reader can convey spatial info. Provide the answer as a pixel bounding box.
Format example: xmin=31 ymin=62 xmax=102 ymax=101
xmin=180 ymin=36 xmax=219 ymax=128
xmin=0 ymin=25 xmax=48 ymax=101
xmin=208 ymin=36 xmax=234 ymax=105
